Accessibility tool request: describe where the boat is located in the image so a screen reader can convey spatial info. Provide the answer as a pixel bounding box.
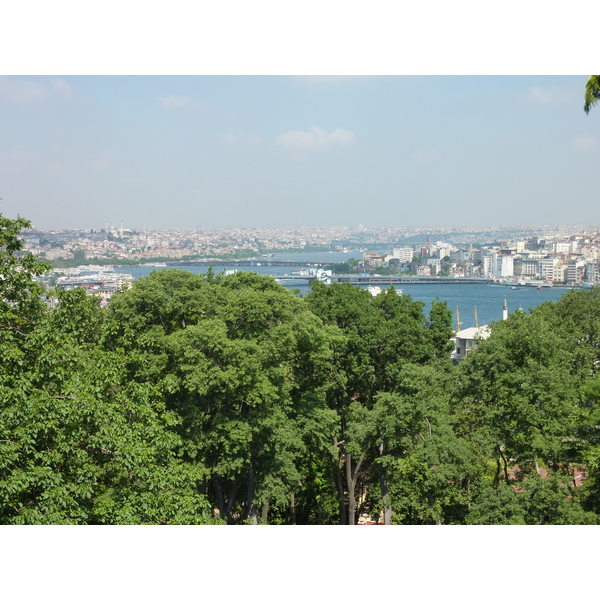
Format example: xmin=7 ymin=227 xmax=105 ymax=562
xmin=366 ymin=286 xmax=403 ymax=297
xmin=143 ymin=262 xmax=167 ymax=268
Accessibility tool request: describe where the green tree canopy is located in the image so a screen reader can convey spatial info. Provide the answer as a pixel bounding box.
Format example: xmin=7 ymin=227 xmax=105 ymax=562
xmin=0 ymin=212 xmax=52 ymax=341
xmin=303 ymin=282 xmax=456 ymax=524
xmin=0 ymin=214 xmax=213 ymax=524
xmin=104 ymin=269 xmax=338 ymax=523
xmin=584 ymin=75 xmax=600 ymax=114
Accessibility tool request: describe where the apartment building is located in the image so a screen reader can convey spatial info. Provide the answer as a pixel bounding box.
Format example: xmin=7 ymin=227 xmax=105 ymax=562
xmin=567 ymin=260 xmax=586 ymax=284
xmin=392 ymin=247 xmax=414 ymax=262
xmin=483 ymin=253 xmax=514 ymax=278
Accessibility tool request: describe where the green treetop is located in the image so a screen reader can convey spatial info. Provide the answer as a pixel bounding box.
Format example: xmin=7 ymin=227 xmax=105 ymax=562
xmin=584 ymin=75 xmax=600 ymax=114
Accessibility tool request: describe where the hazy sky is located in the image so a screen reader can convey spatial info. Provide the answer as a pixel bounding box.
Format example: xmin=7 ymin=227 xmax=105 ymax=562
xmin=1 ymin=75 xmax=598 ymax=231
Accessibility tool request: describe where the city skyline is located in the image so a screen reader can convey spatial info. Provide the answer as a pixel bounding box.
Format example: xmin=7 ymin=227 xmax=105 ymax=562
xmin=1 ymin=75 xmax=599 ymax=231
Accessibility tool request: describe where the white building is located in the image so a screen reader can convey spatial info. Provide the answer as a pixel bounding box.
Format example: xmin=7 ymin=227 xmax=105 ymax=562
xmin=518 ymin=259 xmax=538 ymax=277
xmin=484 ymin=253 xmax=514 ymax=278
xmin=495 ymin=255 xmax=514 ymax=277
xmin=451 ymin=326 xmax=491 ymax=362
xmin=451 ymin=298 xmax=507 ymax=363
xmin=393 ymin=247 xmax=413 ymax=262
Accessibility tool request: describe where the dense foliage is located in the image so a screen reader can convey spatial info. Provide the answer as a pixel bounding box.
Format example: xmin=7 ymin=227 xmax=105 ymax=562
xmin=2 ymin=212 xmax=600 ymax=524
xmin=584 ymin=75 xmax=600 ymax=114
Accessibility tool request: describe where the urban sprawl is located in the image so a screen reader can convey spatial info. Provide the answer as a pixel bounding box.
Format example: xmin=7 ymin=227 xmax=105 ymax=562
xmin=18 ymin=223 xmax=600 ymax=304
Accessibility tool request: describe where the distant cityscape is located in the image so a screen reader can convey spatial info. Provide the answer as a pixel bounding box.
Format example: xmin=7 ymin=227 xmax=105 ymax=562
xmin=18 ymin=223 xmax=600 ymax=286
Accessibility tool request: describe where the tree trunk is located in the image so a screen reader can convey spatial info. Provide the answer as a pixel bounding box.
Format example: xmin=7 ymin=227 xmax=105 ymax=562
xmin=290 ymin=493 xmax=296 ymax=525
xmin=261 ymin=501 xmax=269 ymax=524
xmin=346 ymin=451 xmax=365 ymax=525
xmin=213 ymin=475 xmax=227 ymax=518
xmin=226 ymin=479 xmax=238 ymax=524
xmin=241 ymin=462 xmax=256 ymax=522
xmin=333 ymin=439 xmax=346 ymax=525
xmin=379 ymin=442 xmax=392 ymax=525
xmin=249 ymin=504 xmax=258 ymax=525
xmin=494 ymin=458 xmax=501 ymax=488
xmin=346 ymin=452 xmax=355 ymax=525
xmin=213 ymin=475 xmax=238 ymax=524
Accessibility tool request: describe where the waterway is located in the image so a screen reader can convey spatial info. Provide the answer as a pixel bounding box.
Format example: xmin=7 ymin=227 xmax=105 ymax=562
xmin=114 ymin=251 xmax=581 ymax=329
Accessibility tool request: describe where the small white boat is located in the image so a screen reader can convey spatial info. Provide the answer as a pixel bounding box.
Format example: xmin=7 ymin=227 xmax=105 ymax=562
xmin=366 ymin=286 xmax=403 ymax=297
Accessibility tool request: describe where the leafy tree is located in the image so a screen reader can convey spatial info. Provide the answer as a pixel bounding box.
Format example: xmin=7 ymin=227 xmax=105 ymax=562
xmin=454 ymin=295 xmax=600 ymax=523
xmin=427 ymin=298 xmax=455 ymax=359
xmin=0 ymin=339 xmax=213 ymax=524
xmin=457 ymin=309 xmax=583 ymax=476
xmin=584 ymin=75 xmax=600 ymax=114
xmin=73 ymin=249 xmax=85 ymax=262
xmin=371 ymin=364 xmax=483 ymax=524
xmin=465 ymin=484 xmax=527 ymax=524
xmin=467 ymin=476 xmax=598 ymax=525
xmin=303 ymin=282 xmax=455 ymax=524
xmin=50 ymin=287 xmax=105 ymax=347
xmin=0 ymin=213 xmax=212 ymax=524
xmin=0 ymin=212 xmax=51 ymax=341
xmin=104 ymin=269 xmax=337 ymax=523
xmin=328 ymin=262 xmax=354 ymax=274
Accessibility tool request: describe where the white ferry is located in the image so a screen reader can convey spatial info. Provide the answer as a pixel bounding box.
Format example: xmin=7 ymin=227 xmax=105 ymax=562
xmin=367 ymin=286 xmax=403 ymax=297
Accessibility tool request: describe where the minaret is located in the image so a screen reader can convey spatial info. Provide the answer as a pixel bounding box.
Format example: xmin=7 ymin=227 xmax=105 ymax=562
xmin=503 ymin=296 xmax=508 ymax=321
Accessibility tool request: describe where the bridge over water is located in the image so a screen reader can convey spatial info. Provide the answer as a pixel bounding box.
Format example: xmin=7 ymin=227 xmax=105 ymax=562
xmin=276 ymin=274 xmax=490 ymax=285
xmin=331 ymin=275 xmax=489 ymax=285
xmin=168 ymin=259 xmax=330 ymax=268
xmin=165 ymin=260 xmax=490 ymax=285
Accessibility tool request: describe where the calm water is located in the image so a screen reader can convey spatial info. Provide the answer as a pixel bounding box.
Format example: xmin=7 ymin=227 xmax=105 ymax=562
xmin=115 ymin=255 xmax=579 ymax=329
xmin=272 ymin=251 xmax=364 ymax=262
xmin=115 ymin=262 xmax=580 ymax=329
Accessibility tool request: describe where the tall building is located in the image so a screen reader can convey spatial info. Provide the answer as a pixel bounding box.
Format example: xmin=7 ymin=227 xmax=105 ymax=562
xmin=483 ymin=253 xmax=514 ymax=278
xmin=537 ymin=258 xmax=558 ymax=281
xmin=393 ymin=247 xmax=413 ymax=262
